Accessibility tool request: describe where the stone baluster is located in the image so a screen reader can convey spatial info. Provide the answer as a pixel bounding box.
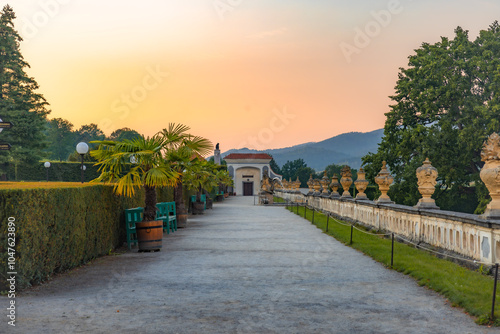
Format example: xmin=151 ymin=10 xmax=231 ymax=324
xmin=480 ymin=133 xmax=500 ymax=219
xmin=415 ymin=158 xmax=439 ymax=209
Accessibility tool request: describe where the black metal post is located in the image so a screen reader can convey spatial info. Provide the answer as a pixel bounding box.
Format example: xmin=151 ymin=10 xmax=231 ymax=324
xmin=80 ymin=154 xmax=85 ymax=183
xmin=312 ymin=209 xmax=315 ymax=224
xmin=350 ymin=225 xmax=353 ymax=245
xmin=305 ymin=205 xmax=307 ymax=219
xmin=46 ymin=168 xmax=49 ymax=182
xmin=326 ymin=214 xmax=329 ymax=232
xmin=296 ymin=202 xmax=298 ymax=214
xmin=391 ymin=233 xmax=394 ymax=268
xmin=492 ymin=263 xmax=499 ymax=320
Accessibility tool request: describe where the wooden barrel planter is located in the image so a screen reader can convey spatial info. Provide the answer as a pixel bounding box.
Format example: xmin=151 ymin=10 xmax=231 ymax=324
xmin=136 ymin=220 xmax=163 ymax=251
xmin=192 ymin=201 xmax=205 ymax=215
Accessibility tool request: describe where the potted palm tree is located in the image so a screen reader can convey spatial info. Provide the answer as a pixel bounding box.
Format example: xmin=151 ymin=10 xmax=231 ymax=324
xmin=215 ymin=168 xmax=233 ymax=201
xmin=90 ymin=134 xmax=180 ymax=251
xmin=183 ymin=158 xmax=213 ymax=214
xmin=161 ymin=124 xmax=212 ymax=227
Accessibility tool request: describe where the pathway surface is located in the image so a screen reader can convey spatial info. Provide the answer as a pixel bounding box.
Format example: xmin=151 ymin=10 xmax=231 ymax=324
xmin=2 ymin=196 xmax=496 ymax=333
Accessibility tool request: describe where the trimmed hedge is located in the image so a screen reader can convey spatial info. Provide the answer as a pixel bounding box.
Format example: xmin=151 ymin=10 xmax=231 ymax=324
xmin=0 ymin=184 xmax=176 ymax=291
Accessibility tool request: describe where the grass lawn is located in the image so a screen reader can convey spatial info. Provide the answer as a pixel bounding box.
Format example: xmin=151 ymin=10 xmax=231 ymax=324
xmin=0 ymin=181 xmax=96 ymax=189
xmin=285 ymin=204 xmax=500 ymax=326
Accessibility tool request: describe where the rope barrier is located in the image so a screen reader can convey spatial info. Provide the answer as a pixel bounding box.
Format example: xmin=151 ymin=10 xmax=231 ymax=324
xmin=395 ymin=234 xmax=490 ymax=265
xmin=288 ymin=201 xmax=488 ymax=264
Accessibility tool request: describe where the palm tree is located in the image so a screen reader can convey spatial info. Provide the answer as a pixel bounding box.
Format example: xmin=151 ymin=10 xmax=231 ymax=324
xmin=90 ymin=134 xmax=179 ymax=221
xmin=160 ymin=124 xmax=212 ymax=224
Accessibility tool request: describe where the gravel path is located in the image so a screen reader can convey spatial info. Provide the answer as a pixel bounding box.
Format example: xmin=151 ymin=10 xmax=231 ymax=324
xmin=1 ymin=196 xmax=496 ymax=333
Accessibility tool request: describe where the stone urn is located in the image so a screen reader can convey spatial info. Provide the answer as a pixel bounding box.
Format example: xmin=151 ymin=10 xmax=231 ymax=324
xmin=354 ymin=167 xmax=369 ymax=200
xmin=313 ymin=179 xmax=322 ymax=196
xmin=340 ymin=166 xmax=353 ymax=198
xmin=294 ymin=176 xmax=301 ymax=194
xmin=320 ymin=171 xmax=330 ymax=197
xmin=415 ymin=158 xmax=439 ymax=209
xmin=374 ymin=161 xmax=394 ymax=203
xmin=329 ymin=174 xmax=340 ymax=198
xmin=282 ymin=179 xmax=288 ymax=192
xmin=480 ymin=133 xmax=500 ymax=219
xmin=306 ymin=174 xmax=314 ymax=196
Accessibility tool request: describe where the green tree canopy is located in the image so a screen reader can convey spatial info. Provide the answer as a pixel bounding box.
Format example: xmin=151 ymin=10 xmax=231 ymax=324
xmin=281 ymin=158 xmax=307 ymax=180
xmin=108 ymin=127 xmax=141 ymax=142
xmin=0 ymin=5 xmax=50 ymax=169
xmin=45 ymin=118 xmax=75 ymax=161
xmin=268 ymin=155 xmax=281 ymax=175
xmin=362 ymin=22 xmax=500 ymax=212
xmin=76 ymin=123 xmax=105 ymax=147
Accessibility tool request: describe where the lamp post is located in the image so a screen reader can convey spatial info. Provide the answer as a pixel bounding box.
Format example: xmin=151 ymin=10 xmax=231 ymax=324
xmin=76 ymin=142 xmax=89 ymax=183
xmin=44 ymin=161 xmax=51 ymax=182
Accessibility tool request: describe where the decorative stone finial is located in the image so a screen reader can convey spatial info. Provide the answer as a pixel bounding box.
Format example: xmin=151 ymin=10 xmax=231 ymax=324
xmin=282 ymin=179 xmax=288 ymax=192
xmin=354 ymin=167 xmax=369 ymax=200
xmin=306 ymin=174 xmax=314 ymax=196
xmin=340 ymin=166 xmax=353 ymax=198
xmin=329 ymin=174 xmax=340 ymax=198
xmin=480 ymin=133 xmax=500 ymax=219
xmin=415 ymin=158 xmax=439 ymax=209
xmin=375 ymin=161 xmax=394 ymax=203
xmin=294 ymin=176 xmax=301 ymax=193
xmin=320 ymin=170 xmax=330 ymax=197
xmin=313 ymin=179 xmax=322 ymax=196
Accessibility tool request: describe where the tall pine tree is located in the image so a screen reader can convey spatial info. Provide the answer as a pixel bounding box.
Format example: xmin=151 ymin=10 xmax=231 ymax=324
xmin=0 ymin=5 xmax=50 ymax=176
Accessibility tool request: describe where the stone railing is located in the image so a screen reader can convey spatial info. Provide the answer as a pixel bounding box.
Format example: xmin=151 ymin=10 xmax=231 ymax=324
xmin=273 ymin=133 xmax=500 ymax=265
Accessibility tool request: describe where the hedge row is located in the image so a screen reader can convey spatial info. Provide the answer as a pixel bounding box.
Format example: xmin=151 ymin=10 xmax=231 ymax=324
xmin=0 ymin=184 xmax=175 ymax=291
xmin=1 ymin=162 xmax=102 ymax=182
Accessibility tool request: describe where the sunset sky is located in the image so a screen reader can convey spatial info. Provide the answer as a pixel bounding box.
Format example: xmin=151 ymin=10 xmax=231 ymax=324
xmin=5 ymin=0 xmax=500 ymax=152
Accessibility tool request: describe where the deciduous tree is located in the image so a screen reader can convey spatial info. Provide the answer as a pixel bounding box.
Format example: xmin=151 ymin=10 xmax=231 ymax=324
xmin=362 ymin=22 xmax=500 ymax=213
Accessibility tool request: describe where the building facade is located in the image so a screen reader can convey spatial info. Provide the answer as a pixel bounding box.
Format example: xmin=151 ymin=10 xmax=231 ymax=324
xmin=224 ymin=153 xmax=282 ymax=196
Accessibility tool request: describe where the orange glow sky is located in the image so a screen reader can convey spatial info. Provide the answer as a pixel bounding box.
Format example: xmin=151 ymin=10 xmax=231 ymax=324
xmin=5 ymin=0 xmax=500 ymax=151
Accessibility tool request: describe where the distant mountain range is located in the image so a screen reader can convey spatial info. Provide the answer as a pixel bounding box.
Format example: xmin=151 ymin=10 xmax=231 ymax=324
xmin=221 ymin=129 xmax=384 ymax=171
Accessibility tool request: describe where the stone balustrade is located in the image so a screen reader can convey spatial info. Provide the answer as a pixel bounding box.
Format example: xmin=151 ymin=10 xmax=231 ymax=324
xmin=274 ymin=132 xmax=500 ymax=265
xmin=275 ymin=189 xmax=500 ymax=265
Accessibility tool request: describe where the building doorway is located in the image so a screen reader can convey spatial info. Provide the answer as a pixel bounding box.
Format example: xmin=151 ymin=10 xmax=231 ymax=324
xmin=243 ymin=182 xmax=254 ymax=196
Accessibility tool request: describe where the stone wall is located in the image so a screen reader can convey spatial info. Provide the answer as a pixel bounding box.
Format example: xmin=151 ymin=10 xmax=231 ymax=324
xmin=275 ymin=190 xmax=500 ymax=265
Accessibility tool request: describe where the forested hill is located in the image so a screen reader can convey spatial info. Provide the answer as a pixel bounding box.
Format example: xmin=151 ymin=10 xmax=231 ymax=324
xmin=221 ymin=129 xmax=384 ymax=170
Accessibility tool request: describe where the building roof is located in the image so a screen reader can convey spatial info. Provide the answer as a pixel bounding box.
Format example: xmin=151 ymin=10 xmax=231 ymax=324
xmin=224 ymin=153 xmax=272 ymax=160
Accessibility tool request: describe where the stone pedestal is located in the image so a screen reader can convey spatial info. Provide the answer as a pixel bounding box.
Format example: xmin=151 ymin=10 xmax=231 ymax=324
xmin=415 ymin=158 xmax=439 ymax=210
xmin=480 ymin=133 xmax=500 ymax=219
xmin=260 ymin=192 xmax=274 ymax=205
